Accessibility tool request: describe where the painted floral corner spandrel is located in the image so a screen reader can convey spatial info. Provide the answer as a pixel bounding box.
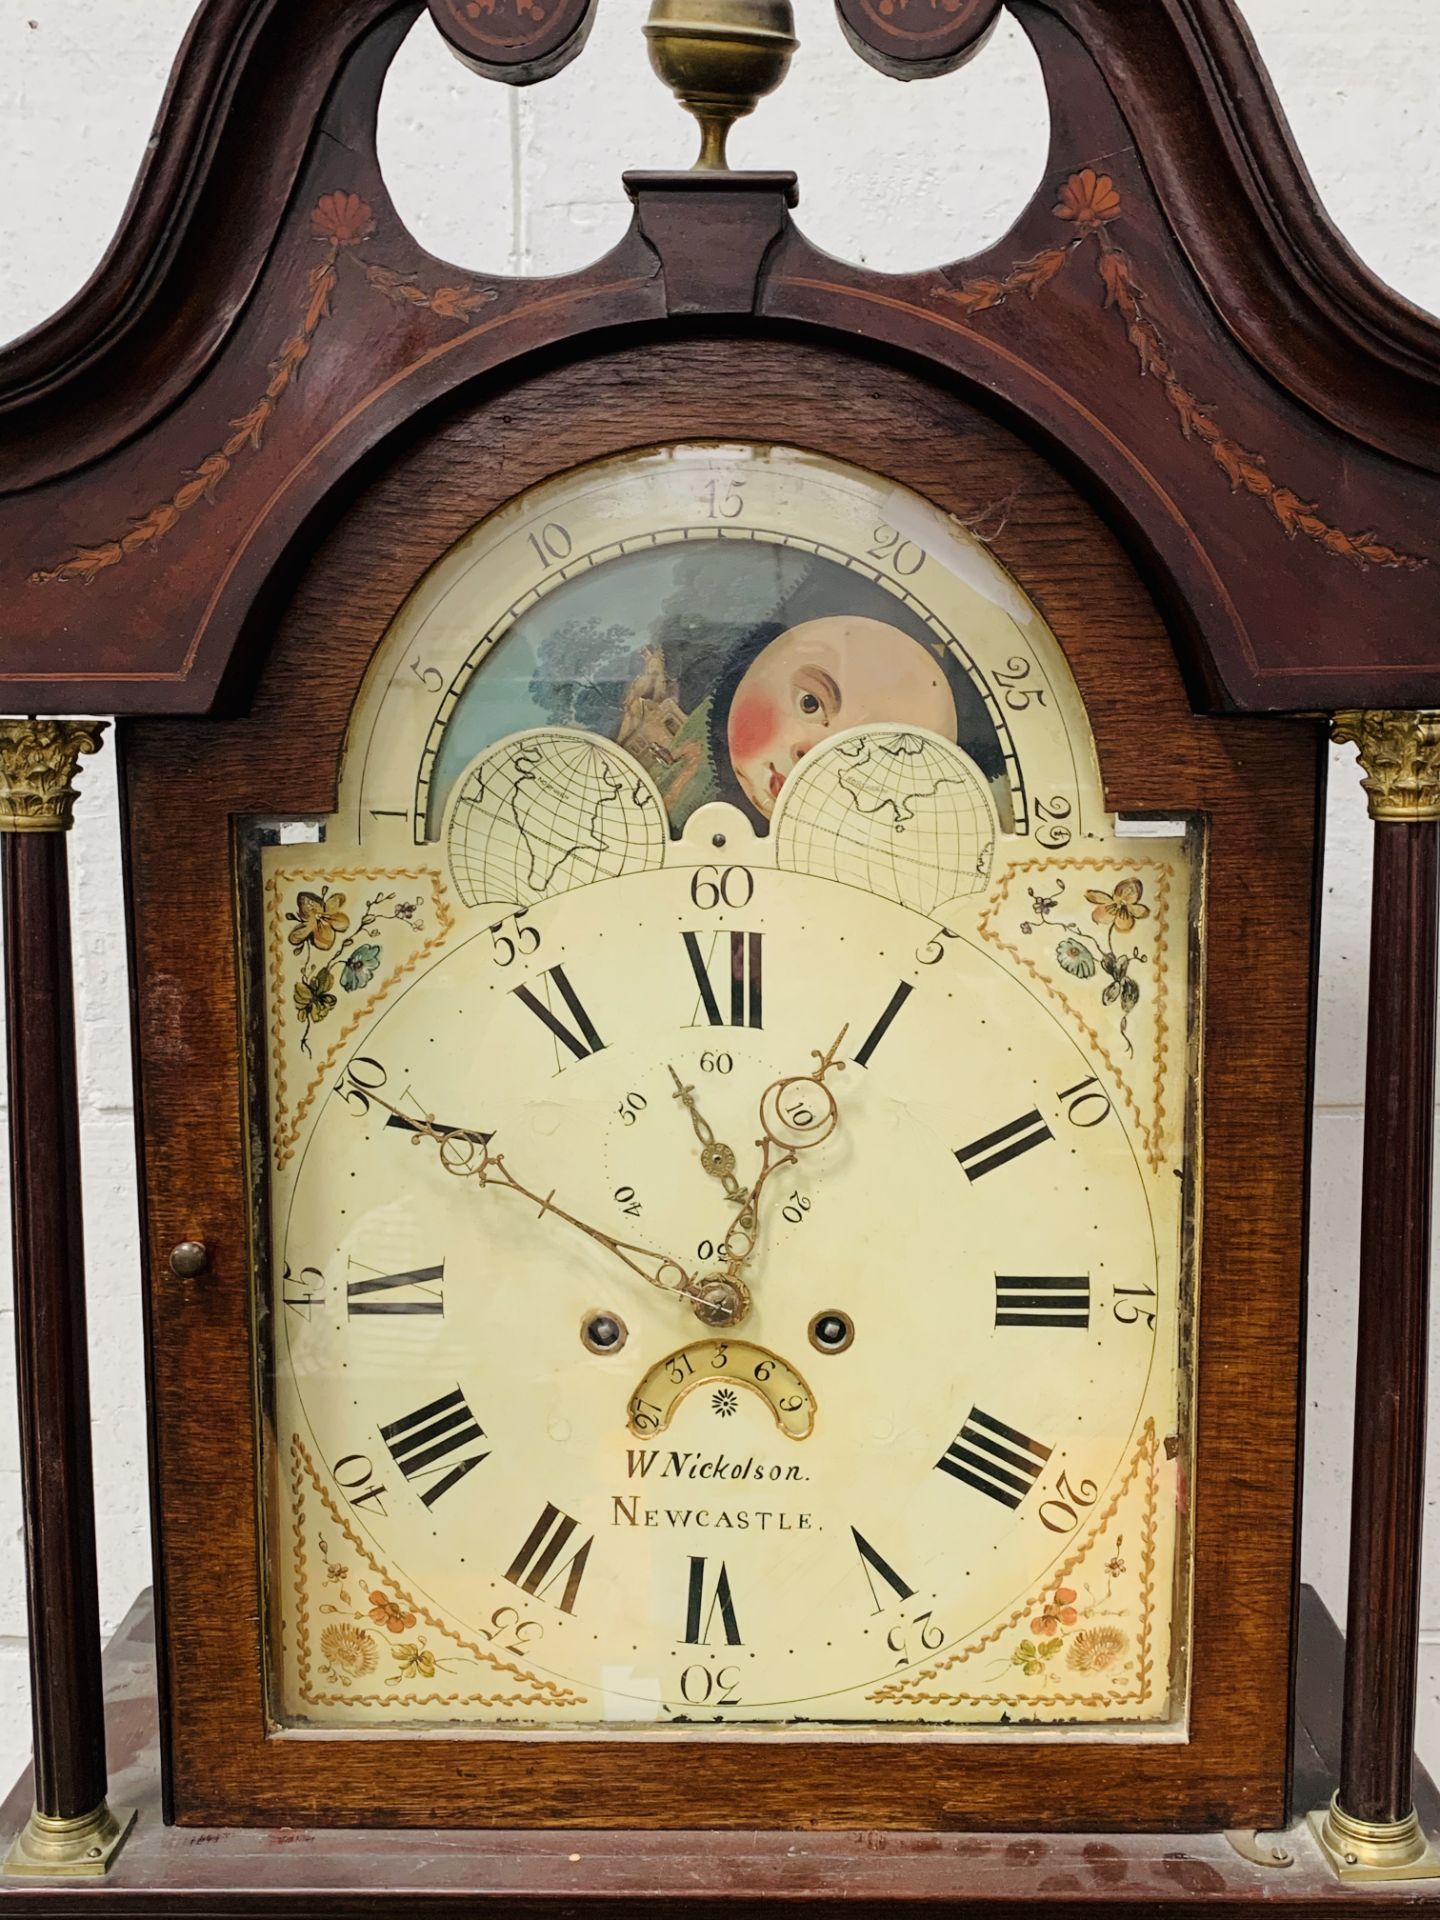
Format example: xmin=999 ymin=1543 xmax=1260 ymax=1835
xmin=31 ymin=194 xmax=497 ymax=586
xmin=287 ymin=1436 xmax=584 ymax=1715
xmin=979 ymin=855 xmax=1177 ymax=1171
xmin=938 ymin=169 xmax=1423 ymax=573
xmin=869 ymin=1419 xmax=1169 ymax=1715
xmin=268 ymin=866 xmax=454 ymax=1168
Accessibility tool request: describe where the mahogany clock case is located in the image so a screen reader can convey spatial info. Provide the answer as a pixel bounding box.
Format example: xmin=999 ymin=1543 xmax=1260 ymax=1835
xmin=120 ymin=335 xmax=1320 ymax=1832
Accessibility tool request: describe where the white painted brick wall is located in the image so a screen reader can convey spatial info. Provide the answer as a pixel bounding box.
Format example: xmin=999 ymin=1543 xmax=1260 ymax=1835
xmin=0 ymin=0 xmax=1434 ymax=1808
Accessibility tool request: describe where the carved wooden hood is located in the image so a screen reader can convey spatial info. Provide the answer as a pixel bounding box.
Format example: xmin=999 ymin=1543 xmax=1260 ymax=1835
xmin=2 ymin=0 xmax=1439 ymax=716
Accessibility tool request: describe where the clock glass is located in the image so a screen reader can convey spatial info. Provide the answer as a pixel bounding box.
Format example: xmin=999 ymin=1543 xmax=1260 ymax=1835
xmin=253 ymin=444 xmax=1195 ymax=1734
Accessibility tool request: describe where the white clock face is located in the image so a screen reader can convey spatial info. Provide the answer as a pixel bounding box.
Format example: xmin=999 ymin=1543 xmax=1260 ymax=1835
xmin=256 ymin=445 xmax=1192 ymax=1733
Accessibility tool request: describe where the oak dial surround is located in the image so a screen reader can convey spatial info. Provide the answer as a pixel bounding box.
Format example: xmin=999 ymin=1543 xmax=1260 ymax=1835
xmin=114 ymin=337 xmax=1316 ymax=1828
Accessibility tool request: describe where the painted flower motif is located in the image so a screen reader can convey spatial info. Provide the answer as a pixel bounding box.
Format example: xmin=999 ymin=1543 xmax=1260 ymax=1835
xmin=1066 ymin=1625 xmax=1128 ymax=1672
xmin=1011 ymin=1636 xmax=1063 ymax=1676
xmin=391 ymin=1644 xmax=437 ymax=1680
xmin=1055 ymin=169 xmax=1123 ymax=232
xmin=311 ymin=191 xmax=375 ymax=249
xmin=1030 ymin=1586 xmax=1079 ymax=1636
xmin=1101 ymin=950 xmax=1141 ymax=1013
xmin=340 ymin=942 xmax=383 ymax=992
xmin=293 ymin=968 xmax=337 ymax=1025
xmin=319 ymin=1623 xmax=379 ymax=1680
xmin=325 ymin=1562 xmax=349 ymax=1584
xmin=712 ymin=1386 xmax=739 ymax=1417
xmin=1106 ymin=1554 xmax=1127 ymax=1578
xmin=393 ymin=899 xmax=419 ymax=922
xmin=287 ymin=888 xmax=351 ymax=951
xmin=1085 ymin=878 xmax=1150 ymax=933
xmin=1055 ymin=936 xmax=1097 ymax=979
xmin=368 ymin=1590 xmax=417 ymax=1634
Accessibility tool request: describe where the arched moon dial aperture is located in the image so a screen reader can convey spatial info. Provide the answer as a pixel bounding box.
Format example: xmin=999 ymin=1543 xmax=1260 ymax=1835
xmin=628 ymin=1340 xmax=817 ymax=1440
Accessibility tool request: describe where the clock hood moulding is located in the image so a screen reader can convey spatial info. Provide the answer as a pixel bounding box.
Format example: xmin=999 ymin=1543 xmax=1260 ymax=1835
xmin=2 ymin=0 xmax=1440 ymax=716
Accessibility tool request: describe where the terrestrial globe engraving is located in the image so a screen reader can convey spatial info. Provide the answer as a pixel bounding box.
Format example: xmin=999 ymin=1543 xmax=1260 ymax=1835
xmin=447 ymin=729 xmax=667 ymax=910
xmin=772 ymin=726 xmax=998 ymax=912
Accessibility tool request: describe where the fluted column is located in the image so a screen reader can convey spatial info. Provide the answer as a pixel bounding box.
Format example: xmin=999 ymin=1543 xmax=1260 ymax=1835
xmin=0 ymin=720 xmax=135 ymax=1879
xmin=1310 ymin=710 xmax=1440 ymax=1883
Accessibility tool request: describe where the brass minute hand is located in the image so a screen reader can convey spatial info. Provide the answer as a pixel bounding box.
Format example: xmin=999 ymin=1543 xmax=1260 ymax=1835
xmin=363 ymin=1085 xmax=707 ymax=1309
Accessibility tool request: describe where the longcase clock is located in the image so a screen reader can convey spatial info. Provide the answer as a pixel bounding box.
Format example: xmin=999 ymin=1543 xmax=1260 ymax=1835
xmin=1 ymin=0 xmax=1440 ymax=1908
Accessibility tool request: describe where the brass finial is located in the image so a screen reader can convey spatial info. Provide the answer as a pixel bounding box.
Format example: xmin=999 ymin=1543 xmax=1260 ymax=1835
xmin=644 ymin=0 xmax=798 ymax=172
xmin=0 ymin=719 xmax=107 ymax=834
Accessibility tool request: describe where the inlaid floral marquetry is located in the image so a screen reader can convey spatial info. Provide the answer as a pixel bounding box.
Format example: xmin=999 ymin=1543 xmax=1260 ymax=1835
xmin=833 ymin=0 xmax=1003 ymax=78
xmin=425 ymin=0 xmax=599 ymax=83
xmin=938 ymin=172 xmax=1424 ymax=573
xmin=31 ymin=197 xmax=496 ymax=588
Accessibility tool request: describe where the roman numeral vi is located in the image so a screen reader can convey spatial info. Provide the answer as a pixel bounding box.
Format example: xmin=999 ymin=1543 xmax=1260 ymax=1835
xmin=683 ymin=1556 xmax=742 ymax=1644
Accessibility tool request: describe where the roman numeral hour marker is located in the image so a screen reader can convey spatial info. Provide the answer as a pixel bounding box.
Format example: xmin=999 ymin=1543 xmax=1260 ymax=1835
xmin=683 ymin=930 xmax=763 ymax=1029
xmin=994 ymin=1274 xmax=1091 ymax=1329
xmin=954 ymin=1109 xmax=1054 ymax=1180
xmin=379 ymin=1387 xmax=488 ymax=1507
xmin=935 ymin=1407 xmax=1052 ymax=1509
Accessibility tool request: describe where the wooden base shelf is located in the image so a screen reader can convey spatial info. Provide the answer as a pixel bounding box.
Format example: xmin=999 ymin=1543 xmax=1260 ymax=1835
xmin=0 ymin=1586 xmax=1435 ymax=1914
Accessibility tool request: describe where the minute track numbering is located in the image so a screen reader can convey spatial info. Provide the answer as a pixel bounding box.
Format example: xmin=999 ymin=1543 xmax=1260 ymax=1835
xmin=277 ymin=864 xmax=1169 ymax=1723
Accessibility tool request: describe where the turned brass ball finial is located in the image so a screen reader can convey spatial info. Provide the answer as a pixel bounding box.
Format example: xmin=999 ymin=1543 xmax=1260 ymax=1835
xmin=644 ymin=0 xmax=798 ymax=172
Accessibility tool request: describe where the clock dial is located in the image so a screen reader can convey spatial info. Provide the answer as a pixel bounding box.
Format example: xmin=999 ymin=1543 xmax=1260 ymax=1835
xmin=256 ymin=445 xmax=1192 ymax=1733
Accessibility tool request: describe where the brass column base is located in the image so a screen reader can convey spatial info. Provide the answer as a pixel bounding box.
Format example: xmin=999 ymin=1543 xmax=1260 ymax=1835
xmin=3 ymin=1800 xmax=137 ymax=1878
xmin=1308 ymin=1793 xmax=1440 ymax=1882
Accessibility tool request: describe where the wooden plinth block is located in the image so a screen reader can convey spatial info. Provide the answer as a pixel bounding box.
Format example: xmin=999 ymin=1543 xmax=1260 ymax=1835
xmin=3 ymin=1587 xmax=1440 ymax=1915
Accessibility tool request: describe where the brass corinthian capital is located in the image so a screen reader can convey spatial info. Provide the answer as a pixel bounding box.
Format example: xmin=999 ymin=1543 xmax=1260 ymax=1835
xmin=0 ymin=720 xmax=107 ymax=835
xmin=1331 ymin=710 xmax=1440 ymax=823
